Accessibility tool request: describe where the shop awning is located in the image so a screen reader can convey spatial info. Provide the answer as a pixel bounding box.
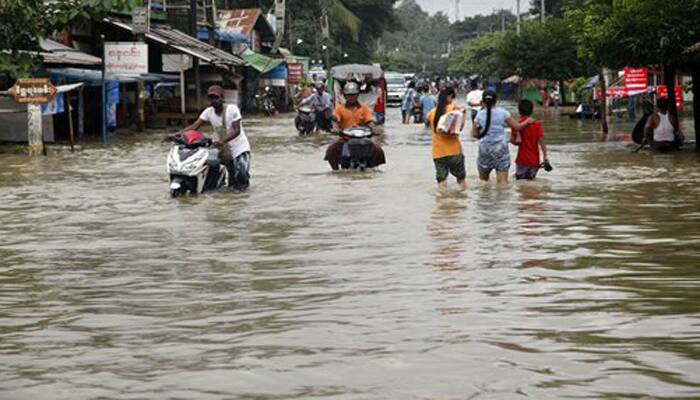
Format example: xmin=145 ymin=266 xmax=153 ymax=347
xmin=6 ymin=39 xmax=102 ymax=67
xmin=48 ymin=68 xmax=178 ymax=86
xmin=39 ymin=39 xmax=103 ymax=66
xmin=104 ymin=18 xmax=246 ymax=69
xmin=241 ymin=49 xmax=284 ymax=74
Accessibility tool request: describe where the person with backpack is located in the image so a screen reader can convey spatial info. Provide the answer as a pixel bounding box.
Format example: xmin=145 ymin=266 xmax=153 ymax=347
xmin=427 ymin=87 xmax=468 ymax=191
xmin=471 ymin=89 xmax=534 ymax=184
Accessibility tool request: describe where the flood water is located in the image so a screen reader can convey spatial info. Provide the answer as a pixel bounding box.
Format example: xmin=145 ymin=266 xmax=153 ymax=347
xmin=1 ymin=104 xmax=700 ymax=399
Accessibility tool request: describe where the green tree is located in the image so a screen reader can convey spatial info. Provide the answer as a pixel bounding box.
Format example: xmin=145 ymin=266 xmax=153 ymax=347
xmin=498 ymin=19 xmax=593 ymax=82
xmin=529 ymin=0 xmax=571 ymax=18
xmin=0 ymin=0 xmax=129 ymax=88
xmin=285 ymin=0 xmax=398 ymax=65
xmin=450 ymin=9 xmax=515 ymax=43
xmin=375 ymin=2 xmax=454 ymax=75
xmin=447 ymin=32 xmax=507 ymax=79
xmin=566 ymin=0 xmax=700 ymax=145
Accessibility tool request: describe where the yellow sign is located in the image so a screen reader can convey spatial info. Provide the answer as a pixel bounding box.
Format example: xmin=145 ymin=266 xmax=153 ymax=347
xmin=8 ymin=78 xmax=58 ymax=104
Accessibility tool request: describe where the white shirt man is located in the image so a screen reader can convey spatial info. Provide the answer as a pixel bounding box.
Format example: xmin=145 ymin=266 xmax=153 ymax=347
xmin=176 ymin=85 xmax=251 ymax=190
xmin=199 ymin=104 xmax=250 ymax=159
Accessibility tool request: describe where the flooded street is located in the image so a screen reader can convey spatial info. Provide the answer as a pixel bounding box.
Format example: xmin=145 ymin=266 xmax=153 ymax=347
xmin=1 ymin=105 xmax=700 ymax=399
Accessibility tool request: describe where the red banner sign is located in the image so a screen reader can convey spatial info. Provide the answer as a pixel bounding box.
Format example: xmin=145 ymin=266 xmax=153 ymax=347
xmin=657 ymin=85 xmax=683 ymax=108
xmin=595 ymin=87 xmax=628 ymax=99
xmin=287 ymin=63 xmax=304 ymax=84
xmin=624 ymin=67 xmax=648 ymax=91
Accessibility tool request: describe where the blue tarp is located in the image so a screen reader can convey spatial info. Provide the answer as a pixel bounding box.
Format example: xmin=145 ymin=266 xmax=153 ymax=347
xmin=197 ymin=28 xmax=248 ymax=43
xmin=263 ymin=64 xmax=287 ymax=80
xmin=41 ymin=94 xmax=65 ymax=115
xmin=48 ymin=68 xmax=177 ymax=86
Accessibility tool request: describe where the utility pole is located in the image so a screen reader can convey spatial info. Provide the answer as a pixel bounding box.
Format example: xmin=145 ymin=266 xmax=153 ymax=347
xmin=516 ymin=0 xmax=521 ymax=35
xmin=454 ymin=0 xmax=460 ymax=22
xmin=501 ymin=10 xmax=505 ymax=32
xmin=541 ymin=0 xmax=545 ymax=23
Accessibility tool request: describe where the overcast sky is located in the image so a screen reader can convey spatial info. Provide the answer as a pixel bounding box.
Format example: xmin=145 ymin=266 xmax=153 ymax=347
xmin=415 ymin=0 xmax=520 ymax=21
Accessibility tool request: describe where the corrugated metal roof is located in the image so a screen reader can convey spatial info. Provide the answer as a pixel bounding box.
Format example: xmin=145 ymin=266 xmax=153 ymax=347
xmin=105 ymin=18 xmax=246 ymax=68
xmin=30 ymin=39 xmax=103 ymax=66
xmin=241 ymin=49 xmax=283 ymax=74
xmin=217 ymin=9 xmax=268 ymax=37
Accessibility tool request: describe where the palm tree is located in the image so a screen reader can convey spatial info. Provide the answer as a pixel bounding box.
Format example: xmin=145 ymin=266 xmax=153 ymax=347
xmin=321 ymin=0 xmax=360 ymax=42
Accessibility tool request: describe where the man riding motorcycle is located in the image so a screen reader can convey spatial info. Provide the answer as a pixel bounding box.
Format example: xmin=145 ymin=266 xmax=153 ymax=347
xmin=299 ymin=81 xmax=333 ymax=132
xmin=324 ymin=82 xmax=386 ymax=170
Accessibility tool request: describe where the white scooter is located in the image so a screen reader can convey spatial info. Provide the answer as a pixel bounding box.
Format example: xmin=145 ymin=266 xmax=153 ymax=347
xmin=166 ymin=131 xmax=229 ymax=197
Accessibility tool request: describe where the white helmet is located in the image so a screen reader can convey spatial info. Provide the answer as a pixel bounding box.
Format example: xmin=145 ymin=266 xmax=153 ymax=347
xmin=343 ymin=82 xmax=360 ymax=95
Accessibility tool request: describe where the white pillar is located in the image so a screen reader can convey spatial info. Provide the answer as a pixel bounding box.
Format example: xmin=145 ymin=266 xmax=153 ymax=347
xmin=27 ymin=103 xmax=43 ymax=155
xmin=541 ymin=0 xmax=545 ymax=22
xmin=517 ymin=0 xmax=521 ymax=35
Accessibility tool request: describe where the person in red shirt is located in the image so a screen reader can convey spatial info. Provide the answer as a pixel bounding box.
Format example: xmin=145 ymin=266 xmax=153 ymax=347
xmin=511 ymin=100 xmax=550 ymax=180
xmin=374 ymin=77 xmax=386 ymax=126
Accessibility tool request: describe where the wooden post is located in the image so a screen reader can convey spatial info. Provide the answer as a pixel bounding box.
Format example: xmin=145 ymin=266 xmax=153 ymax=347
xmin=692 ymin=63 xmax=700 ymax=151
xmin=137 ymin=80 xmax=146 ymax=131
xmin=78 ymin=88 xmax=85 ymax=138
xmin=180 ymin=68 xmax=186 ymax=115
xmin=27 ymin=103 xmax=43 ymax=155
xmin=194 ymin=58 xmax=202 ymax=110
xmin=663 ymin=63 xmax=678 ymax=118
xmin=101 ymin=34 xmax=108 ymax=143
xmin=599 ymin=69 xmax=609 ymax=135
xmin=66 ymin=92 xmax=75 ymax=152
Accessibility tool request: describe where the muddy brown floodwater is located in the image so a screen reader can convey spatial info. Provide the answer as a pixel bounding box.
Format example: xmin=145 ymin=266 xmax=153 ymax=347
xmin=1 ymin=103 xmax=699 ymax=399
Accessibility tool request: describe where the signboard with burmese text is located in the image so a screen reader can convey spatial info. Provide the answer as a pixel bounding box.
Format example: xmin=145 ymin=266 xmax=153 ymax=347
xmin=105 ymin=42 xmax=149 ymax=75
xmin=8 ymin=78 xmax=57 ymax=104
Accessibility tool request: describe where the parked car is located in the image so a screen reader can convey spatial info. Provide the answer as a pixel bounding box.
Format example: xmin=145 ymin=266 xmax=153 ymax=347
xmin=385 ymin=73 xmax=406 ymax=106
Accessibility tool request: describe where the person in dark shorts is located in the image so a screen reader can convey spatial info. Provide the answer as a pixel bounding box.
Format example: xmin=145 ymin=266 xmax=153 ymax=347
xmin=511 ymin=100 xmax=549 ymax=180
xmin=426 ymin=87 xmax=467 ymax=191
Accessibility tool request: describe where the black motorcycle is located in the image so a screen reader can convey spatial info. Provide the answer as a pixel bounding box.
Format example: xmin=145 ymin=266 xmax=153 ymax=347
xmin=339 ymin=126 xmax=376 ymax=171
xmin=256 ymin=86 xmax=276 ymax=116
xmin=295 ymin=105 xmax=316 ymax=135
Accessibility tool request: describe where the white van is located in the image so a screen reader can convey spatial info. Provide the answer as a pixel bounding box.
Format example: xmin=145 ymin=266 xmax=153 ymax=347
xmin=385 ymin=73 xmax=406 ymax=106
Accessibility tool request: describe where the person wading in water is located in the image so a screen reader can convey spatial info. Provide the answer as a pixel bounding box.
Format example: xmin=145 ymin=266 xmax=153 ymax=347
xmin=643 ymin=98 xmax=684 ymax=152
xmin=472 ymin=89 xmax=534 ymax=184
xmin=173 ymin=85 xmax=251 ymax=190
xmin=427 ymin=87 xmax=467 ymax=191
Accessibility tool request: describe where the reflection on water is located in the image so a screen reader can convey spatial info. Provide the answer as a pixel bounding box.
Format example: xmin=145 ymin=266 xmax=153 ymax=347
xmin=1 ymin=105 xmax=699 ymax=399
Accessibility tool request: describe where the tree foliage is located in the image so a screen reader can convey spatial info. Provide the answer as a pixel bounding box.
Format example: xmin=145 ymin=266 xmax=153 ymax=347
xmin=283 ymin=0 xmax=398 ymax=66
xmin=0 ymin=0 xmax=129 ymax=85
xmin=447 ymin=32 xmax=507 ymax=78
xmin=377 ymin=0 xmax=513 ymax=75
xmin=565 ymin=0 xmax=700 ymax=68
xmin=498 ymin=19 xmax=593 ymax=81
xmin=450 ymin=9 xmax=515 ymax=43
xmin=529 ymin=0 xmax=576 ymax=18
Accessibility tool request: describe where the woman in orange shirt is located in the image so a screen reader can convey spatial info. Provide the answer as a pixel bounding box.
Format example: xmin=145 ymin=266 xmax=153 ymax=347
xmin=427 ymin=87 xmax=467 ymax=191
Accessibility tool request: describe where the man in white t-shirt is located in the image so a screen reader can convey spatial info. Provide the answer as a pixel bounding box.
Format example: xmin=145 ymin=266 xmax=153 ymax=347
xmin=466 ymin=81 xmax=484 ymax=122
xmin=177 ymin=85 xmax=251 ymax=190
